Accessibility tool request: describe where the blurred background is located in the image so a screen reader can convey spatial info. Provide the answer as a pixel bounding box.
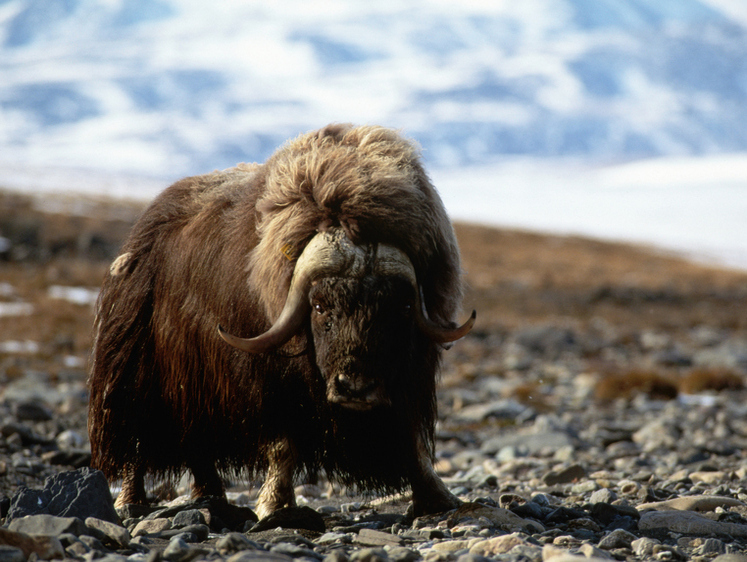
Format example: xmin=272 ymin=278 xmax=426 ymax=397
xmin=1 ymin=0 xmax=746 ymax=268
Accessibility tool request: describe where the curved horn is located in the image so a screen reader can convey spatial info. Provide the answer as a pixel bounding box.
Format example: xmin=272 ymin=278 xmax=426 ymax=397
xmin=374 ymin=245 xmax=476 ymax=345
xmin=416 ymin=306 xmax=477 ymax=345
xmin=218 ymin=229 xmax=364 ymax=353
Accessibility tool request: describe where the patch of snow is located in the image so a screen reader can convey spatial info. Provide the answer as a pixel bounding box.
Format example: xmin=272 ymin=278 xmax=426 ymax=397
xmin=0 ymin=339 xmax=39 ymax=354
xmin=432 ymin=153 xmax=747 ymax=271
xmin=0 ymin=282 xmax=16 ymax=298
xmin=0 ymin=302 xmax=33 ymax=318
xmin=48 ymin=285 xmax=100 ymax=306
xmin=63 ymin=355 xmax=87 ymax=369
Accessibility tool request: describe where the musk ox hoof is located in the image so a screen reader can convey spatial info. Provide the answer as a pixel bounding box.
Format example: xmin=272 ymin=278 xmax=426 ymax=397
xmin=409 ymin=494 xmax=463 ymax=519
xmin=182 ymin=496 xmax=259 ymax=532
xmin=249 ymin=506 xmax=326 ymax=533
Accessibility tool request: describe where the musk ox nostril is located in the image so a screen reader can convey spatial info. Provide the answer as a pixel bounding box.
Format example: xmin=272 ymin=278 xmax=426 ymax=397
xmin=336 ymin=374 xmax=349 ymax=390
xmin=335 ymin=374 xmax=370 ymax=396
xmin=336 ymin=373 xmax=354 ymax=393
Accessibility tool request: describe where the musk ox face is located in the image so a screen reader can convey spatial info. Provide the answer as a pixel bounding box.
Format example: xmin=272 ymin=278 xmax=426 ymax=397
xmin=218 ymin=227 xmax=475 ymax=372
xmin=309 ymin=275 xmax=418 ymax=410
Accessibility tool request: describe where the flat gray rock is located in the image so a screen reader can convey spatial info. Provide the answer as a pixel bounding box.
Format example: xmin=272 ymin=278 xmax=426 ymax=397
xmin=639 ymin=510 xmax=747 ymax=537
xmin=8 ymin=514 xmax=88 ymax=537
xmin=84 ymin=517 xmax=132 ymax=549
xmin=637 ymin=495 xmax=744 ymax=512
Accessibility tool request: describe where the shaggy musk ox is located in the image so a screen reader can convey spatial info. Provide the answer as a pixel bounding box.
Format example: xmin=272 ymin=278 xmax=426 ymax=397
xmin=88 ymin=123 xmax=476 ymax=518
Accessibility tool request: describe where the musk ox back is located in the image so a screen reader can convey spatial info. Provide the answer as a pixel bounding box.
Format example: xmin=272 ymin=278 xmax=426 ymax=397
xmin=88 ymin=124 xmax=475 ymax=518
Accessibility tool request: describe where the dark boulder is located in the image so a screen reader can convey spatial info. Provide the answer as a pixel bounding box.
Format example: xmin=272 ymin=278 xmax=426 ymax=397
xmin=7 ymin=467 xmax=119 ymax=524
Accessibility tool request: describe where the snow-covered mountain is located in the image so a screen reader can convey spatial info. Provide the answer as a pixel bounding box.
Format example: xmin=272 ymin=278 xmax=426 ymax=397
xmin=1 ymin=0 xmax=746 ymax=269
xmin=2 ymin=0 xmax=747 ymax=178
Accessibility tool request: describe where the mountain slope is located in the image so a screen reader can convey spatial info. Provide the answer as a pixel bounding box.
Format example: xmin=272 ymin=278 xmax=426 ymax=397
xmin=1 ymin=0 xmax=746 ymax=178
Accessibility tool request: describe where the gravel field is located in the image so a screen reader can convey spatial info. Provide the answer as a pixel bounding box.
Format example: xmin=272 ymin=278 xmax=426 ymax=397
xmin=2 ymin=190 xmax=747 ymax=562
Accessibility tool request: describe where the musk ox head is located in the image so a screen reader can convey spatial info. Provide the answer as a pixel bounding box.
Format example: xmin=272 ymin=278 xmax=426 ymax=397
xmin=219 ymin=228 xmax=475 ymax=410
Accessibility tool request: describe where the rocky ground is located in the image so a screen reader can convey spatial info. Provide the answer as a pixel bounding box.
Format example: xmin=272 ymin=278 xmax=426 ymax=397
xmin=2 ymin=189 xmax=747 ymax=562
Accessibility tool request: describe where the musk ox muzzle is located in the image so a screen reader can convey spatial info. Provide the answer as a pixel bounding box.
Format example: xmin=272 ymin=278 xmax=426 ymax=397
xmin=218 ymin=228 xmax=476 ymax=361
xmin=327 ymin=372 xmax=390 ymax=411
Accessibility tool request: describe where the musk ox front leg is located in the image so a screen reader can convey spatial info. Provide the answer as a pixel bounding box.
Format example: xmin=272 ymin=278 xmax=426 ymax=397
xmin=255 ymin=439 xmax=298 ymax=519
xmin=409 ymin=438 xmax=462 ymax=517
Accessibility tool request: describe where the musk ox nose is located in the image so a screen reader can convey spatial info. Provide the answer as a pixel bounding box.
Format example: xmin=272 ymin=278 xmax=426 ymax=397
xmin=327 ymin=373 xmax=390 ymax=410
xmin=335 ymin=374 xmax=373 ymax=397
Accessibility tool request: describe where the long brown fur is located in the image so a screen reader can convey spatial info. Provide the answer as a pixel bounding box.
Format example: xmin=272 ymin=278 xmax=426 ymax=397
xmin=88 ymin=124 xmax=465 ymax=511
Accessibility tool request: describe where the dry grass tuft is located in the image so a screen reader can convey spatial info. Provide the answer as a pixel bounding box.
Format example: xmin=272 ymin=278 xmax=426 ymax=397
xmin=594 ymin=370 xmax=679 ymax=402
xmin=679 ymin=368 xmax=744 ymax=394
xmin=509 ymin=382 xmax=552 ymax=412
xmin=594 ymin=366 xmax=745 ymax=402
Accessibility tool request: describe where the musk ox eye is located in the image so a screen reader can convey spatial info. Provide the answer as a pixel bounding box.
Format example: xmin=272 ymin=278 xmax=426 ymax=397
xmin=402 ymin=297 xmax=416 ymax=316
xmin=313 ymin=302 xmax=325 ymax=314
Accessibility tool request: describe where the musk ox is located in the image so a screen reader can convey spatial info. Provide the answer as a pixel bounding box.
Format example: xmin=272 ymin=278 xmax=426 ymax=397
xmin=88 ymin=123 xmax=475 ymax=518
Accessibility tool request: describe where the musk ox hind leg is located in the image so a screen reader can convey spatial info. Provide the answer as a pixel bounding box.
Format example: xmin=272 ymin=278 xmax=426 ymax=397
xmin=189 ymin=460 xmax=225 ymax=500
xmin=255 ymin=439 xmax=297 ymax=519
xmin=114 ymin=464 xmax=148 ymax=508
